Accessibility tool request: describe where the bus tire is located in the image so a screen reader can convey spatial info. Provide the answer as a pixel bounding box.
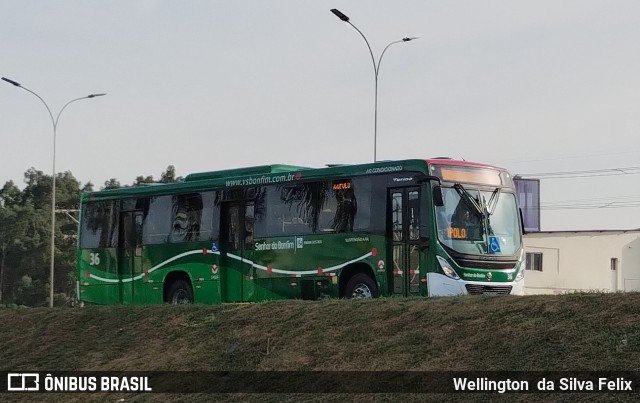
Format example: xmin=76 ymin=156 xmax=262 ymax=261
xmin=344 ymin=273 xmax=378 ymax=299
xmin=167 ymin=279 xmax=193 ymax=304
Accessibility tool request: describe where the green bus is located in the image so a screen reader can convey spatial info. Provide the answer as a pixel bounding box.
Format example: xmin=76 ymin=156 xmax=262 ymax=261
xmin=77 ymin=158 xmax=525 ymax=304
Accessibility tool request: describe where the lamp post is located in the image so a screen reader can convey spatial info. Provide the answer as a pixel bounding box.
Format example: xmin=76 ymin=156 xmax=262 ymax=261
xmin=1 ymin=77 xmax=105 ymax=308
xmin=330 ymin=9 xmax=418 ymax=162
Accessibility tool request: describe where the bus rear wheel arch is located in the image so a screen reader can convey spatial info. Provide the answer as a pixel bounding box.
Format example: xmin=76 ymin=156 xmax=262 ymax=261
xmin=164 ymin=272 xmax=194 ymax=304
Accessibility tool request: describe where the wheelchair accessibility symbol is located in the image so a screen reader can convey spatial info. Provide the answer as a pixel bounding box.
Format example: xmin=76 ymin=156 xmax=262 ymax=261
xmin=489 ymin=236 xmax=501 ymax=253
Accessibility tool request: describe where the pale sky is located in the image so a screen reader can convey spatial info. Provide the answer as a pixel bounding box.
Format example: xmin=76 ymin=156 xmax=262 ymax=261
xmin=1 ymin=0 xmax=639 ymax=231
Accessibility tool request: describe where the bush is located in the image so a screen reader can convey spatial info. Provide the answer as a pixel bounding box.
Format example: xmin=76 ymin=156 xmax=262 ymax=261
xmin=0 ymin=303 xmax=23 ymax=309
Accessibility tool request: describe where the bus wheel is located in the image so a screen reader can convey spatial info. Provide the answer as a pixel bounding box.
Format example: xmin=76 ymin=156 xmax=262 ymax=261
xmin=167 ymin=280 xmax=193 ymax=304
xmin=344 ymin=273 xmax=378 ymax=299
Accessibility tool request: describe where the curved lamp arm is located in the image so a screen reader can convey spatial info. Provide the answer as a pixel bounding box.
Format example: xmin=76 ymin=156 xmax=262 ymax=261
xmin=2 ymin=76 xmax=105 ymax=308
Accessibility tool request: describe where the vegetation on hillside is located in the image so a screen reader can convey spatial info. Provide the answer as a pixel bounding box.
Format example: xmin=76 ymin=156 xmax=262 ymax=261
xmin=1 ymin=293 xmax=640 ymax=401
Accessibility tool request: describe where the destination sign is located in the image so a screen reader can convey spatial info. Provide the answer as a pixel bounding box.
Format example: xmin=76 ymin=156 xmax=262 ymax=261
xmin=444 ymin=226 xmax=483 ymax=241
xmin=432 ymin=166 xmax=503 ymax=186
xmin=447 ymin=227 xmax=468 ymax=239
xmin=333 ymin=182 xmax=352 ymax=191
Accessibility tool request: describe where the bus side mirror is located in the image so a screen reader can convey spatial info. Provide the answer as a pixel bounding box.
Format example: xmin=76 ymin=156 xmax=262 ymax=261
xmin=519 ymin=207 xmax=527 ymax=235
xmin=433 ymin=186 xmax=444 ymax=207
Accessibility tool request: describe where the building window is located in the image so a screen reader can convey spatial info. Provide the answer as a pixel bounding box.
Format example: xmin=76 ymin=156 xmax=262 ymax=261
xmin=525 ymin=252 xmax=543 ymax=271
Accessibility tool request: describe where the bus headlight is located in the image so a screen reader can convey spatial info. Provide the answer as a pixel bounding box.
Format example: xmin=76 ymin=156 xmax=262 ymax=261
xmin=436 ymin=256 xmax=460 ymax=280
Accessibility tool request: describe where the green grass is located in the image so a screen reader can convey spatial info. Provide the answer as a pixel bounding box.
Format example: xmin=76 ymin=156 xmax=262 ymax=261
xmin=1 ymin=293 xmax=640 ymax=402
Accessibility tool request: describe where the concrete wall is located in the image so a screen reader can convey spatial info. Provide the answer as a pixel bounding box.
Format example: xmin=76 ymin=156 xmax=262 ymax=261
xmin=523 ymin=231 xmax=640 ymax=294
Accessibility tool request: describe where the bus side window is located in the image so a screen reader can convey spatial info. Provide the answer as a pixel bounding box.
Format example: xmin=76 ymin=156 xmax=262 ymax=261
xmin=135 ymin=213 xmax=143 ymax=257
xmin=245 ymin=204 xmax=254 ymax=249
xmin=408 ymin=190 xmax=419 ymax=240
xmin=80 ymin=201 xmax=119 ymax=249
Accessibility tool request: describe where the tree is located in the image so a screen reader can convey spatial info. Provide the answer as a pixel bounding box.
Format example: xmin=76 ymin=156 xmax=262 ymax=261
xmin=1 ymin=180 xmax=21 ymax=208
xmin=0 ymin=204 xmax=16 ymax=303
xmin=82 ymin=182 xmax=94 ymax=193
xmin=1 ymin=165 xmax=181 ymax=305
xmin=15 ymin=274 xmax=47 ymax=307
xmin=103 ymin=178 xmax=121 ymax=190
xmin=22 ymin=167 xmax=51 ymax=208
xmin=133 ymin=175 xmax=155 ymax=187
xmin=55 ymin=171 xmax=82 ymax=210
xmin=0 ymin=180 xmax=22 ymax=303
xmin=160 ymin=165 xmax=182 ymax=183
xmin=53 ymin=172 xmax=83 ymax=302
xmin=0 ymin=169 xmax=85 ymax=305
xmin=0 ymin=194 xmax=45 ymax=304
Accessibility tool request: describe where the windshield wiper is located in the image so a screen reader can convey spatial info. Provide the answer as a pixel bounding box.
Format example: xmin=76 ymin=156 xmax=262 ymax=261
xmin=454 ymin=184 xmax=499 ymax=253
xmin=453 ymin=184 xmax=483 ymax=217
xmin=486 ymin=187 xmax=501 ymax=216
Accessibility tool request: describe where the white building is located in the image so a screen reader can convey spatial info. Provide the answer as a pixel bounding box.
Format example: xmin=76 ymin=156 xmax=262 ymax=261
xmin=523 ymin=230 xmax=640 ymax=294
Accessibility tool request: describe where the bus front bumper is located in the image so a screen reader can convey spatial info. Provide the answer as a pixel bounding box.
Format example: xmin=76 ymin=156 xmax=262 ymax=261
xmin=427 ymin=273 xmax=524 ymax=296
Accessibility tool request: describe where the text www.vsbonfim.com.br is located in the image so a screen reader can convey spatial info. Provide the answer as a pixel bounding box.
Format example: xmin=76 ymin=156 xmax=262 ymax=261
xmin=225 ymin=173 xmax=298 ymax=187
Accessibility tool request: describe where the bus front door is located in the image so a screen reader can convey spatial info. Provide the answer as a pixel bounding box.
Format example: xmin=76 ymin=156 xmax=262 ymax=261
xmin=388 ymin=187 xmax=421 ymax=297
xmin=220 ymin=202 xmax=255 ymax=302
xmin=118 ymin=211 xmax=143 ymax=304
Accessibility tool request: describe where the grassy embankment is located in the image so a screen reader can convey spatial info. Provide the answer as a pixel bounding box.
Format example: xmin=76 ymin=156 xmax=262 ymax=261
xmin=1 ymin=293 xmax=639 ymax=402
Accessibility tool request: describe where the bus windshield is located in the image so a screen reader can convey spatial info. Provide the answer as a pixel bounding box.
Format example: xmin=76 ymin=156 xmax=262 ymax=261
xmin=435 ymin=186 xmax=521 ymax=256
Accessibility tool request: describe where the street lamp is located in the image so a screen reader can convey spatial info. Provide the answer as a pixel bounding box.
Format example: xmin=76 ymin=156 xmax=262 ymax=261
xmin=330 ymin=9 xmax=418 ymax=162
xmin=1 ymin=77 xmax=105 ymax=308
